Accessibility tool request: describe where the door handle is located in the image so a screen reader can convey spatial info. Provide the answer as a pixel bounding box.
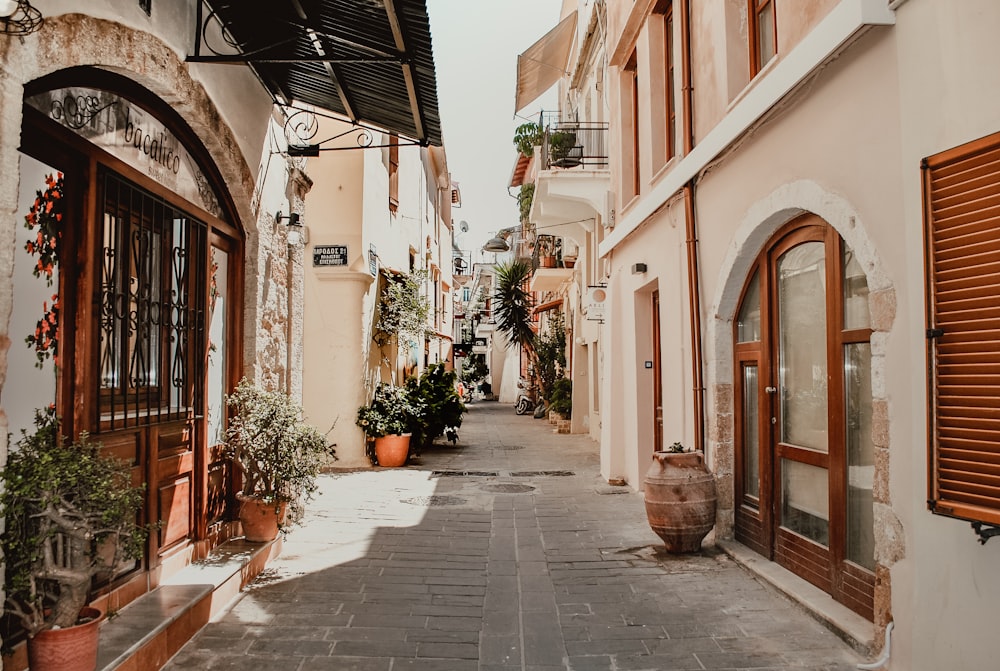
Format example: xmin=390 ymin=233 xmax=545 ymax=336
xmin=765 ymin=386 xmax=777 ymax=394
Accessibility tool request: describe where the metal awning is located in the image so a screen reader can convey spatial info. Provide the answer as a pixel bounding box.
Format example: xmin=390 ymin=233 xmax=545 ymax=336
xmin=514 ymin=11 xmax=576 ymax=114
xmin=191 ymin=0 xmax=442 ymax=147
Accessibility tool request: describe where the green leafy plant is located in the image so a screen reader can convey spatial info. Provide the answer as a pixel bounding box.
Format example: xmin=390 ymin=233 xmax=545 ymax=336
xmin=518 ymin=183 xmax=535 ymax=222
xmin=1 ymin=407 xmax=148 ymax=637
xmin=356 ymin=382 xmax=424 ymax=438
xmin=493 ymin=259 xmax=536 ymax=361
xmin=549 ymin=378 xmax=572 ymax=418
xmin=548 ymin=130 xmax=578 ymax=161
xmin=462 ymin=354 xmax=489 ymax=387
xmin=535 ymin=311 xmax=566 ymax=402
xmin=224 ymin=378 xmax=335 ymax=523
xmin=513 ymin=122 xmax=542 ymax=157
xmin=405 ymin=363 xmax=466 ymax=451
xmin=375 ymin=270 xmax=430 ymax=348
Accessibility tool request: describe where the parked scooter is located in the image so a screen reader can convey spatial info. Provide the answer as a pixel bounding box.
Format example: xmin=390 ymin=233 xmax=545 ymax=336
xmin=515 ymin=379 xmax=545 ymax=416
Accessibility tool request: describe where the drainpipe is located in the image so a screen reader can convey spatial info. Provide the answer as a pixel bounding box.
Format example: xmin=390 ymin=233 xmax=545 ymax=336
xmin=679 ymin=0 xmax=705 ymax=453
xmin=683 ymin=182 xmax=705 ymax=454
xmin=857 ymin=621 xmax=893 ymax=670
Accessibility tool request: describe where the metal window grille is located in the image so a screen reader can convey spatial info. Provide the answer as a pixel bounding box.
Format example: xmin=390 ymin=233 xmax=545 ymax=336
xmin=98 ymin=169 xmax=206 ymax=429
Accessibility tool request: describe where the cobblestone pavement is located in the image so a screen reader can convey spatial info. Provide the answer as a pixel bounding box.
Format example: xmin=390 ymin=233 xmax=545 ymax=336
xmin=165 ymin=401 xmax=864 ymax=671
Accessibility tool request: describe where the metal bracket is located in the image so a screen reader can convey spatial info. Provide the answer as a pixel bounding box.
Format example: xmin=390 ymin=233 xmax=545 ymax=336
xmin=971 ymin=521 xmax=1000 ymax=545
xmin=280 ymin=104 xmax=423 ymax=154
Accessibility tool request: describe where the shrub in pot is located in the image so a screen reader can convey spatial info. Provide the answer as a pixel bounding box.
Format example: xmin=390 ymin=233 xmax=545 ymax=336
xmin=224 ymin=378 xmax=335 ymax=541
xmin=549 ymin=378 xmax=572 ymax=419
xmin=0 ymin=406 xmax=148 ymax=670
xmin=404 ymin=363 xmax=466 ymax=453
xmin=356 ymin=382 xmax=424 ymax=466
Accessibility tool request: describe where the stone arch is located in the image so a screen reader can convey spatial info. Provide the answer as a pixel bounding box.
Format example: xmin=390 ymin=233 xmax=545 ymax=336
xmin=0 ymin=12 xmax=265 ymax=404
xmin=704 ymin=179 xmax=901 ymax=630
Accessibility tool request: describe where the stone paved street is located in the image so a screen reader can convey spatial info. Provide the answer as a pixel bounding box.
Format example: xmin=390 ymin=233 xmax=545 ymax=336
xmin=164 ymin=401 xmax=864 ymax=670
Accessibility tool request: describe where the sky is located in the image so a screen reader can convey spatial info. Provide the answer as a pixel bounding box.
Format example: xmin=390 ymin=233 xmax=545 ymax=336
xmin=425 ymin=0 xmax=563 ymax=263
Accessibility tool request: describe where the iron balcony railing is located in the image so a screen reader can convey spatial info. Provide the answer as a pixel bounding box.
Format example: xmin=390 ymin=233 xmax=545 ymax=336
xmin=539 ymin=122 xmax=609 ymax=170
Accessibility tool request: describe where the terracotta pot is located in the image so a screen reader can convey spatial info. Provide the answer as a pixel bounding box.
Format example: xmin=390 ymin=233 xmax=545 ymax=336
xmin=374 ymin=433 xmax=411 ymax=467
xmin=237 ymin=493 xmax=288 ymax=542
xmin=28 ymin=606 xmax=103 ymax=671
xmin=643 ymin=451 xmax=717 ymax=553
xmin=563 ymin=258 xmax=576 ymax=268
xmin=538 ymin=255 xmax=557 ymax=268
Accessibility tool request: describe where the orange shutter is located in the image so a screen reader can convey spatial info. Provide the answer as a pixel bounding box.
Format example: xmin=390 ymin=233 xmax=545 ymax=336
xmin=924 ymin=130 xmax=1000 ymax=525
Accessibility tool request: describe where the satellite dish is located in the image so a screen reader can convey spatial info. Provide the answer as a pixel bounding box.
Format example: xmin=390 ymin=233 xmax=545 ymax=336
xmin=459 ymin=220 xmax=469 ymax=233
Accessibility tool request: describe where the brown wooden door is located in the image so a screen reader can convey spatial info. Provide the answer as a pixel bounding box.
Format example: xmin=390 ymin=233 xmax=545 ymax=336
xmin=653 ymin=290 xmax=663 ymax=453
xmin=734 ymin=216 xmax=875 ymax=620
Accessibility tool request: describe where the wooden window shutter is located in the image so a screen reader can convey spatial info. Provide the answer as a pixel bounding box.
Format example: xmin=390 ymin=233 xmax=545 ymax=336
xmin=924 ymin=130 xmax=1000 ymax=525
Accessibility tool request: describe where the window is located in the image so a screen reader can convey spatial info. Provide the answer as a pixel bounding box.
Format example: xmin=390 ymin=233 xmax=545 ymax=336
xmin=749 ymin=0 xmax=776 ymax=76
xmin=620 ymin=51 xmax=640 ymax=201
xmin=923 ymin=130 xmax=1000 ymax=526
xmin=388 ymin=133 xmax=399 ymax=215
xmin=649 ymin=1 xmax=676 ymax=172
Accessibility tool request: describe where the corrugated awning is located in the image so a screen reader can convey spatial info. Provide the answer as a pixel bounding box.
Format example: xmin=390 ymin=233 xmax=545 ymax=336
xmin=515 ymin=11 xmax=577 ymax=114
xmin=192 ymin=0 xmax=442 ymax=147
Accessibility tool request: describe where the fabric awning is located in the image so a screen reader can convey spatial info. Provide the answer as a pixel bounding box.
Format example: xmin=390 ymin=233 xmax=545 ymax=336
xmin=514 ymin=11 xmax=577 ymax=114
xmin=193 ymin=0 xmax=442 ymax=147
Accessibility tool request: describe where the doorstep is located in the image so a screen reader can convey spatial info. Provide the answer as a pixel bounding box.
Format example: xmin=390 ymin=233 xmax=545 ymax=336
xmin=717 ymin=539 xmax=875 ymax=656
xmin=95 ymin=536 xmax=282 ymax=671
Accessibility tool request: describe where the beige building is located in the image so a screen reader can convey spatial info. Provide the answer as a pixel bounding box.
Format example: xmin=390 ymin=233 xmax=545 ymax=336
xmin=0 ymin=0 xmax=441 ymax=663
xmin=525 ymin=0 xmax=1000 ymax=667
xmin=299 ymin=117 xmax=456 ymax=468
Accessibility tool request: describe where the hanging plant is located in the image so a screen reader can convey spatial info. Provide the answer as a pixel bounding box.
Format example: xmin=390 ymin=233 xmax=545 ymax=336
xmin=375 ymin=269 xmax=430 ymax=348
xmin=24 ymin=173 xmax=63 ymax=286
xmin=23 ymin=173 xmax=64 ymax=367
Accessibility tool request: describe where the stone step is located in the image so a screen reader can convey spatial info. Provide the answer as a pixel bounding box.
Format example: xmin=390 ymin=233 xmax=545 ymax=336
xmin=95 ymin=537 xmax=282 ymax=671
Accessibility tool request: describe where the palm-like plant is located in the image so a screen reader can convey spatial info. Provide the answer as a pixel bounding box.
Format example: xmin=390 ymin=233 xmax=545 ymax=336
xmin=493 ymin=259 xmax=536 ymax=360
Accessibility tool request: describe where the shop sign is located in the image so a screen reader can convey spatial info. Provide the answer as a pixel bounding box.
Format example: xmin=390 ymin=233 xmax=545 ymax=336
xmin=585 ymin=286 xmax=607 ymax=322
xmin=25 ymin=87 xmax=222 ymax=218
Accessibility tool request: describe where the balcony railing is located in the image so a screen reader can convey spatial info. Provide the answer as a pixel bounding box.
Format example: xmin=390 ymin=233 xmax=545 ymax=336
xmin=538 ymin=121 xmax=609 ymax=170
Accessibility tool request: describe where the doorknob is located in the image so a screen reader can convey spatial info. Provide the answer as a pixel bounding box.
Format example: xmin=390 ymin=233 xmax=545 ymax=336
xmin=765 ymin=386 xmax=777 ymax=393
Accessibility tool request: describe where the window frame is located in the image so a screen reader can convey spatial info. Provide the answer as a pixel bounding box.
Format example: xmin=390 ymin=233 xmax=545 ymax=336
xmin=748 ymin=0 xmax=777 ymax=77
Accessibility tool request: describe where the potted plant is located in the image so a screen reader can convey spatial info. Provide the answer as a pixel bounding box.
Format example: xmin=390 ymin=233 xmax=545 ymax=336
xmin=549 ymin=378 xmax=572 ymax=419
xmin=513 ymin=121 xmax=542 ymax=157
xmin=0 ymin=406 xmax=148 ymax=671
xmin=643 ymin=441 xmax=718 ymax=553
xmin=548 ymin=129 xmax=579 ymax=167
xmin=404 ymin=363 xmax=466 ymax=454
xmin=223 ymin=378 xmax=334 ymax=542
xmin=356 ymin=382 xmax=424 ymax=467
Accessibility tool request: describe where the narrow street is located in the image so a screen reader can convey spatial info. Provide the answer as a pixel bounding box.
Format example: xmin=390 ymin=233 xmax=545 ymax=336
xmin=165 ymin=401 xmax=864 ymax=671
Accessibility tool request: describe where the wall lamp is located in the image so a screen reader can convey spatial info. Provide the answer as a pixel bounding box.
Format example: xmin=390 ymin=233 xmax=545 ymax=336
xmin=276 ymin=211 xmax=305 ymax=246
xmin=0 ymin=1 xmax=42 ymax=35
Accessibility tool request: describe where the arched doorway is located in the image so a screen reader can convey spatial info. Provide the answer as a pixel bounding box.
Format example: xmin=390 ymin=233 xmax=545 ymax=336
xmin=733 ymin=213 xmax=875 ymax=620
xmin=14 ymin=67 xmax=244 ymax=593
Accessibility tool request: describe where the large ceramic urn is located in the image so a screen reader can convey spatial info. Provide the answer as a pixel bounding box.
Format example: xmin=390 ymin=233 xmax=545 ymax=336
xmin=643 ymin=451 xmax=717 ymax=553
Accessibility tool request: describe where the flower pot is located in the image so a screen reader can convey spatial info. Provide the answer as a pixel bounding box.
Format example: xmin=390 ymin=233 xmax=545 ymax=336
xmin=237 ymin=493 xmax=288 ymax=542
xmin=539 ymin=255 xmax=557 ymax=268
xmin=643 ymin=451 xmax=717 ymax=553
xmin=374 ymin=433 xmax=411 ymax=467
xmin=28 ymin=606 xmax=103 ymax=671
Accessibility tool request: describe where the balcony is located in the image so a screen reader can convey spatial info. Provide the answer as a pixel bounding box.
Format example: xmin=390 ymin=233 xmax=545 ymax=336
xmin=539 ymin=122 xmax=609 ymax=171
xmin=528 ymin=113 xmax=612 ymax=239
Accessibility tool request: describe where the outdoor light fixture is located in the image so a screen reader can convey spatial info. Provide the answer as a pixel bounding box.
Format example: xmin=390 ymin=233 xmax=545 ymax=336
xmin=0 ymin=0 xmax=42 ymax=35
xmin=483 ymin=228 xmax=513 ymax=253
xmin=276 ymin=211 xmax=304 ymax=246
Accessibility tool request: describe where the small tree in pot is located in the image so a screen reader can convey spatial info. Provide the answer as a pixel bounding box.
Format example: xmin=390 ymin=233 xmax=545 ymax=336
xmin=224 ymin=378 xmax=335 ymax=541
xmin=1 ymin=406 xmax=148 ymax=669
xmin=405 ymin=363 xmax=466 ymax=453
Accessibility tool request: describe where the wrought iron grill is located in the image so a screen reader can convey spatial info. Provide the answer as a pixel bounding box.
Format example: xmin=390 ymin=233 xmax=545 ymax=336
xmin=98 ymin=170 xmax=207 ymax=428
